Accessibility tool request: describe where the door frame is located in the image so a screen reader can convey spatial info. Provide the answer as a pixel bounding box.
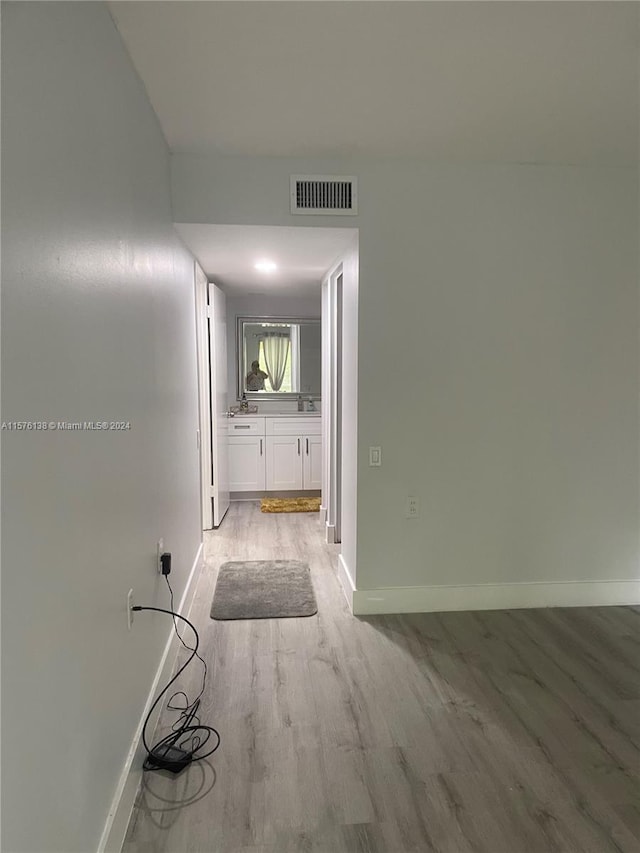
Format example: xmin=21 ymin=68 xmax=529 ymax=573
xmin=194 ymin=262 xmax=213 ymax=530
xmin=322 ymin=261 xmax=344 ymax=544
xmin=208 ymin=281 xmax=230 ymax=527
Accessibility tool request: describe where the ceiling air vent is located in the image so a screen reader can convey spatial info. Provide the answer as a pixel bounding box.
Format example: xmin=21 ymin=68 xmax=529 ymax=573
xmin=290 ymin=175 xmax=358 ymax=216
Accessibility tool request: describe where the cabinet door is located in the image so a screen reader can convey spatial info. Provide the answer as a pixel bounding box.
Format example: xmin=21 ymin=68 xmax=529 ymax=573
xmin=228 ymin=436 xmax=265 ymax=491
xmin=303 ymin=434 xmax=323 ymax=490
xmin=266 ymin=435 xmax=303 ymax=490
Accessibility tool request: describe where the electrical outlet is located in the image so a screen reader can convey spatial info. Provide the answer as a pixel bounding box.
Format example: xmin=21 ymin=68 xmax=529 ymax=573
xmin=127 ymin=589 xmax=135 ymax=630
xmin=405 ymin=496 xmax=419 ymax=519
xmin=157 ymin=539 xmax=164 ymax=574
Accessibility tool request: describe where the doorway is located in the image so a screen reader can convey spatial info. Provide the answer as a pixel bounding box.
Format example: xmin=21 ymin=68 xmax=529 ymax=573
xmin=194 ymin=265 xmax=230 ymax=529
xmin=186 ymin=223 xmax=359 ymax=600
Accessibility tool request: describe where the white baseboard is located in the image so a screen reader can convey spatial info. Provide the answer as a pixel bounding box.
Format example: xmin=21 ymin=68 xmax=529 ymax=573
xmin=352 ymin=578 xmax=640 ymax=616
xmin=337 ymin=553 xmax=355 ymax=612
xmin=98 ymin=541 xmax=205 ymax=853
xmin=325 ymin=523 xmax=336 ymax=544
xmin=230 ymin=490 xmax=321 ymax=501
xmin=319 ymin=505 xmax=327 ymax=525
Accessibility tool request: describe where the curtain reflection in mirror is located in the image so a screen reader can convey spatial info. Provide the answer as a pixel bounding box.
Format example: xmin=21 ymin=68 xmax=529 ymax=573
xmin=260 ymin=332 xmax=290 ymax=391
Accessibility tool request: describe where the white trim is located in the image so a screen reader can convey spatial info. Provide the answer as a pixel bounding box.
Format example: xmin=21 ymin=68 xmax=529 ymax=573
xmin=325 ymin=523 xmax=336 ymax=544
xmin=325 ymin=263 xmax=344 ymax=542
xmin=194 ymin=263 xmax=213 ymax=531
xmin=352 ymin=579 xmax=640 ymax=616
xmin=208 ymin=282 xmax=230 ymax=527
xmin=321 ymin=276 xmax=331 ymax=548
xmin=337 ymin=553 xmax=356 ymax=613
xmin=98 ymin=542 xmax=205 ymax=853
xmin=319 ymin=504 xmax=327 ymax=525
xmin=229 ymin=490 xmax=321 ymax=501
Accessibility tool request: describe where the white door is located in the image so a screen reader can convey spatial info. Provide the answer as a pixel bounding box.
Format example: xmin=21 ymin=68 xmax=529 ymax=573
xmin=266 ymin=435 xmax=303 ymax=490
xmin=208 ymin=282 xmax=230 ymax=527
xmin=303 ymin=434 xmax=323 ymax=490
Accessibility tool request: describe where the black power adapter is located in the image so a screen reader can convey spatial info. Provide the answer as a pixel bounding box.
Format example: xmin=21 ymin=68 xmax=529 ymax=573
xmin=143 ymin=743 xmax=192 ymax=774
xmin=160 ymin=552 xmax=171 ymax=575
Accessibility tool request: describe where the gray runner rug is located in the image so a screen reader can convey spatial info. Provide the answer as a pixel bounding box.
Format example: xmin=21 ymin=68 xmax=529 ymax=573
xmin=210 ymin=560 xmax=318 ymax=620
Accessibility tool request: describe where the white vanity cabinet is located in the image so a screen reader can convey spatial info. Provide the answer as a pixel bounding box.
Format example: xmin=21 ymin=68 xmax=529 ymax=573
xmin=227 ymin=418 xmax=265 ymax=491
xmin=265 ymin=417 xmax=322 ymax=491
xmin=227 ymin=415 xmax=321 ymax=493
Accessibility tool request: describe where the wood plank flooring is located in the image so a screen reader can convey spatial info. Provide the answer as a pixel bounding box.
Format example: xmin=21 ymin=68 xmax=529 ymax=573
xmin=123 ymin=501 xmax=640 ymax=853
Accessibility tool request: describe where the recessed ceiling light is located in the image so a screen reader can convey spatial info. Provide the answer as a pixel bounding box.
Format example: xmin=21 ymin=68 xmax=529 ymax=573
xmin=254 ymin=259 xmax=277 ymax=273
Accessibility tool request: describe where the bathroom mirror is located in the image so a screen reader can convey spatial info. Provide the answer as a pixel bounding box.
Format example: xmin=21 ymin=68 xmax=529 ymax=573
xmin=237 ymin=316 xmax=321 ymax=399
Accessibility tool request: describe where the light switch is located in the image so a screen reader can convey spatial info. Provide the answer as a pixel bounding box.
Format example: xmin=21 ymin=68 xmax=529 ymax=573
xmin=369 ymin=446 xmax=382 ymax=467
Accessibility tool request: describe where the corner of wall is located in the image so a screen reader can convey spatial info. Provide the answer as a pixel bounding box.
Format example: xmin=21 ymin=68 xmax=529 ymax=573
xmin=337 ymin=553 xmax=355 ymax=613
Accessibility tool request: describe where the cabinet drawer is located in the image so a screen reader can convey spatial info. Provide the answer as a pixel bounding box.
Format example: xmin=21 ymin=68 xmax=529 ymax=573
xmin=266 ymin=417 xmax=321 ymax=436
xmin=227 ymin=417 xmax=264 ymax=436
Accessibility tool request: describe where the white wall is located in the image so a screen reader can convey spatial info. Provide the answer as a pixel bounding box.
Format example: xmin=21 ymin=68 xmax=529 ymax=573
xmin=2 ymin=5 xmax=202 ymax=852
xmin=224 ymin=293 xmax=320 ymax=409
xmin=173 ymin=153 xmax=639 ymax=603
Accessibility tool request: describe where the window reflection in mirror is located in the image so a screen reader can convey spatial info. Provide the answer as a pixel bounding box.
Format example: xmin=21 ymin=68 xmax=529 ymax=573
xmin=237 ymin=317 xmax=321 ymax=398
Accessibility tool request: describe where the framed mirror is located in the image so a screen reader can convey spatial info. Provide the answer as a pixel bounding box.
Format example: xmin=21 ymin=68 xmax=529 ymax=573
xmin=237 ymin=316 xmax=321 ymax=399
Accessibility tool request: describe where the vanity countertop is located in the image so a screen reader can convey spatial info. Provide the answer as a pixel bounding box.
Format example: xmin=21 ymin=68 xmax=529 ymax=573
xmin=232 ymin=411 xmax=320 ymax=418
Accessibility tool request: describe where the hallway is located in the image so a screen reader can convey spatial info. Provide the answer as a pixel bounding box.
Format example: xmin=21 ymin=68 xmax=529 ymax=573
xmin=123 ymin=502 xmax=640 ymax=853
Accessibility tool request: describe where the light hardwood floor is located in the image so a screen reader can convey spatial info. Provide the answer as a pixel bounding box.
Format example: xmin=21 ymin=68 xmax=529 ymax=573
xmin=123 ymin=501 xmax=640 ymax=853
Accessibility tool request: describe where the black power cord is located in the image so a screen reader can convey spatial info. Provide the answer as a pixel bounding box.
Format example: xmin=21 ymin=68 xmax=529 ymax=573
xmin=132 ymin=583 xmax=220 ymax=774
xmin=164 ymin=576 xmax=207 ymax=716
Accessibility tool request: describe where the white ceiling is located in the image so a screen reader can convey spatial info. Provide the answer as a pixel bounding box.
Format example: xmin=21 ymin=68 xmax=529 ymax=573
xmin=110 ymin=1 xmax=638 ymax=166
xmin=174 ymin=224 xmax=356 ymax=296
